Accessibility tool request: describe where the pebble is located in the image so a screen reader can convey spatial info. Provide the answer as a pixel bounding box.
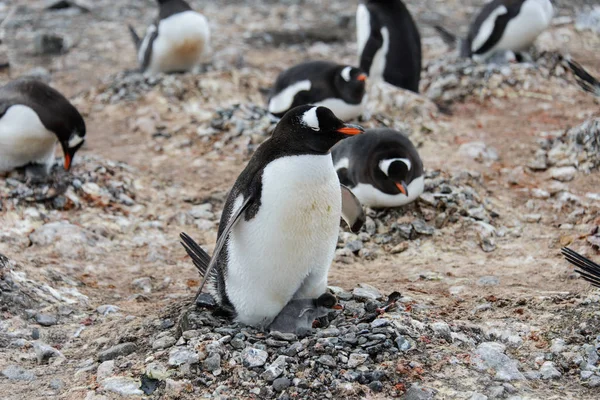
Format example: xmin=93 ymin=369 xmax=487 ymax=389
xmin=523 ymin=214 xmax=542 ymax=223
xmin=98 ymin=342 xmax=137 ymax=362
xmin=272 ymin=377 xmax=291 ymax=392
xmin=203 ymin=353 xmax=221 ymax=373
xmin=35 ymin=313 xmax=58 ymax=326
xmin=33 ymin=341 xmax=63 ymax=364
xmin=412 ymin=219 xmax=435 ymax=235
xmin=101 ymin=377 xmax=143 ymax=396
xmin=1 ymin=365 xmax=36 ymax=381
xmin=352 ymin=283 xmax=382 ymax=301
xmin=347 ymin=353 xmax=369 ymax=368
xmin=550 ymin=166 xmax=577 ymax=182
xmin=588 ymin=376 xmax=600 ymax=388
xmin=152 ymin=335 xmax=176 ymax=350
xmin=318 ymin=354 xmax=337 ymax=367
xmin=472 ymin=342 xmax=524 ymax=381
xmin=96 ymin=305 xmax=120 ymax=315
xmin=242 ymin=347 xmax=268 ymax=368
xmin=262 ymin=355 xmax=287 ymax=381
xmin=430 ymin=322 xmax=452 ymax=343
xmin=96 ymin=360 xmax=115 ymax=382
xmin=131 ymin=277 xmax=152 ymax=293
xmin=539 ymin=361 xmax=561 ymax=380
xmin=477 ymin=276 xmax=499 ymax=286
xmin=403 ymin=383 xmax=436 ymax=400
xmin=168 ymin=348 xmax=200 ymax=366
xmin=470 ymin=393 xmax=488 ymax=400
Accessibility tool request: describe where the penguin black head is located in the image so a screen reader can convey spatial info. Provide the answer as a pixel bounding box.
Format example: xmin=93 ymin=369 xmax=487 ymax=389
xmin=315 ymin=292 xmax=342 ymax=310
xmin=379 ymin=156 xmax=413 ymax=196
xmin=274 ymin=105 xmax=364 ymax=154
xmin=334 ymin=66 xmax=367 ymax=102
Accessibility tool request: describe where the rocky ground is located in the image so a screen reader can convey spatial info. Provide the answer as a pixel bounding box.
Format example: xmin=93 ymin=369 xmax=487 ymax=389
xmin=1 ymin=0 xmax=600 ymax=399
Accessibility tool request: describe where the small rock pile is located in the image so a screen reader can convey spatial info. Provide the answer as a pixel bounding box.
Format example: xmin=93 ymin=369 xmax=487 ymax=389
xmin=421 ymin=51 xmax=568 ymax=104
xmin=0 ymin=155 xmax=138 ymax=211
xmin=337 ymin=169 xmax=500 ymax=260
xmin=535 ymin=118 xmax=600 ymax=175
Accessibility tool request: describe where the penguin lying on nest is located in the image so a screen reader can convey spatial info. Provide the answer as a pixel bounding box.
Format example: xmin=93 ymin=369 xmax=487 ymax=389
xmin=567 ymin=60 xmax=600 ymax=97
xmin=181 ymin=105 xmax=366 ymax=333
xmin=0 ymin=78 xmax=86 ymax=179
xmin=268 ymin=61 xmax=368 ymax=121
xmin=561 ymin=248 xmax=600 ymax=288
xmin=129 ymin=0 xmax=210 ymax=74
xmin=435 ymin=0 xmax=554 ymax=62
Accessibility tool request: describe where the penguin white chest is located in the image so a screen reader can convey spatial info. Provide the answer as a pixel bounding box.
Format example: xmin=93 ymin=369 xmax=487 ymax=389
xmin=146 ymin=11 xmax=210 ymax=74
xmin=0 ymin=105 xmax=57 ymax=173
xmin=226 ymin=154 xmax=342 ymax=327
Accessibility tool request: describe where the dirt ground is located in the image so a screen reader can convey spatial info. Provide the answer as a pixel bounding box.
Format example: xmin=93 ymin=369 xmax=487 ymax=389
xmin=0 ymin=0 xmax=599 ymax=399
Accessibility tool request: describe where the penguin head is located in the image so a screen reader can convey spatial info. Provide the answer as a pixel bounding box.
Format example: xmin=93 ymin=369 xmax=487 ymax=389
xmin=379 ymin=157 xmax=413 ymax=196
xmin=334 ymin=66 xmax=367 ymax=102
xmin=274 ymin=105 xmax=364 ymax=154
xmin=60 ymin=121 xmax=86 ymax=171
xmin=315 ymin=293 xmax=342 ymax=310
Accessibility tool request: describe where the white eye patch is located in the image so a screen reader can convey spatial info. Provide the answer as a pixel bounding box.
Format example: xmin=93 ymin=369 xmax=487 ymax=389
xmin=301 ymin=107 xmax=320 ymax=131
xmin=68 ymin=133 xmax=85 ymax=149
xmin=379 ymin=158 xmax=411 ymax=176
xmin=341 ymin=66 xmax=352 ymax=82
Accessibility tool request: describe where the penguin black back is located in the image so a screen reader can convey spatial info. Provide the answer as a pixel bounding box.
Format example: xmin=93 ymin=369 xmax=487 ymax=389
xmin=157 ymin=0 xmax=192 ymax=21
xmin=358 ymin=0 xmax=421 ymax=92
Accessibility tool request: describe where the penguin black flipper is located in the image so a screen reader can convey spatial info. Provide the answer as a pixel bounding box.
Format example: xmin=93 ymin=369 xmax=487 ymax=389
xmin=128 ymin=25 xmax=141 ymax=50
xmin=195 ymin=196 xmax=253 ymax=297
xmin=567 ymin=60 xmax=600 ymax=96
xmin=341 ymin=184 xmax=365 ymax=233
xmin=359 ymin=18 xmax=383 ymax=79
xmin=180 ymin=232 xmax=211 ymax=277
xmin=561 ymin=247 xmax=600 ymax=287
xmin=470 ymin=3 xmax=519 ymax=57
xmin=433 ymin=25 xmax=458 ymax=48
xmin=139 ymin=24 xmax=159 ymax=72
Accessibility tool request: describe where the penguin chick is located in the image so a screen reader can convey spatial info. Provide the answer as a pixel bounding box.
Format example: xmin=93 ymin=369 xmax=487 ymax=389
xmin=356 ymin=0 xmax=421 ymax=92
xmin=130 ymin=0 xmax=210 ymax=74
xmin=0 ymin=78 xmax=86 ymax=176
xmin=269 ymin=293 xmax=342 ymax=336
xmin=567 ymin=60 xmax=600 ymax=97
xmin=332 ymin=128 xmax=424 ymax=208
xmin=436 ymin=0 xmax=554 ymax=61
xmin=268 ymin=61 xmax=367 ymax=121
xmin=561 ymin=247 xmax=600 ymax=288
xmin=180 ymin=105 xmax=365 ymax=328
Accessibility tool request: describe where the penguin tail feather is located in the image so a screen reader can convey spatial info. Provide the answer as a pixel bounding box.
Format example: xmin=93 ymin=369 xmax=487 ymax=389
xmin=561 ymin=247 xmax=600 ymax=287
xmin=433 ymin=25 xmax=458 ymax=49
xmin=180 ymin=232 xmax=212 ymax=278
xmin=128 ymin=24 xmax=141 ymax=49
xmin=567 ymin=60 xmax=600 ymax=96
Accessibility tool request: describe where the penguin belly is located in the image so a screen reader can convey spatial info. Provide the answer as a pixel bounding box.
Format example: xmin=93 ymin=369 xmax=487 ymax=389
xmin=148 ymin=11 xmax=210 ymax=74
xmin=0 ymin=105 xmax=57 ymax=173
xmin=226 ymin=155 xmax=341 ymax=327
xmin=350 ymin=176 xmax=424 ymax=208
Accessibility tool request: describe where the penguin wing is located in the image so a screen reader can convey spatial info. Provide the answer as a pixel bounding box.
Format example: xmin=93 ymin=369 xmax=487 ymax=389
xmin=341 ymin=184 xmax=365 ymax=233
xmin=562 ymin=247 xmax=600 ymax=287
xmin=567 ymin=60 xmax=600 ymax=96
xmin=470 ymin=2 xmax=521 ymax=56
xmin=128 ymin=25 xmax=141 ymax=50
xmin=195 ymin=195 xmax=253 ymax=295
xmin=138 ymin=24 xmax=159 ymax=71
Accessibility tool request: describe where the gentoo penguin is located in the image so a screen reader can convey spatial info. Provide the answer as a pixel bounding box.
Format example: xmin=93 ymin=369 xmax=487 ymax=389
xmin=268 ymin=61 xmax=368 ymax=121
xmin=269 ymin=293 xmax=341 ymax=336
xmin=129 ymin=0 xmax=210 ymax=74
xmin=561 ymin=247 xmax=600 ymax=287
xmin=0 ymin=79 xmax=86 ymax=176
xmin=180 ymin=105 xmax=365 ymax=328
xmin=332 ymin=128 xmax=424 ymax=208
xmin=356 ymin=0 xmax=421 ymax=92
xmin=437 ymin=0 xmax=554 ymax=60
xmin=567 ymin=60 xmax=600 ymax=97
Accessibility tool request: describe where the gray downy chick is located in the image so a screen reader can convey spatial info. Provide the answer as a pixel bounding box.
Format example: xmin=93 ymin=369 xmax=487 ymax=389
xmin=269 ymin=293 xmax=341 ymax=336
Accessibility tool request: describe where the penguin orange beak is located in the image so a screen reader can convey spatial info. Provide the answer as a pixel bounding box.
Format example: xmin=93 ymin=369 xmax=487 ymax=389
xmin=357 ymin=73 xmax=367 ymax=82
xmin=333 ymin=304 xmax=343 ymax=310
xmin=336 ymin=124 xmax=364 ymax=136
xmin=395 ymin=182 xmax=408 ymax=196
xmin=64 ymin=153 xmax=72 ymax=170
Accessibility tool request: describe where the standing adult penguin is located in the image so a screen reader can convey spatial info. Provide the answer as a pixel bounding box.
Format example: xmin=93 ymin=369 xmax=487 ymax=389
xmin=332 ymin=128 xmax=424 ymax=208
xmin=129 ymin=0 xmax=210 ymax=74
xmin=0 ymin=79 xmax=86 ymax=177
xmin=180 ymin=105 xmax=365 ymax=329
xmin=268 ymin=61 xmax=368 ymax=121
xmin=435 ymin=0 xmax=554 ymax=61
xmin=356 ymin=0 xmax=421 ymax=92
